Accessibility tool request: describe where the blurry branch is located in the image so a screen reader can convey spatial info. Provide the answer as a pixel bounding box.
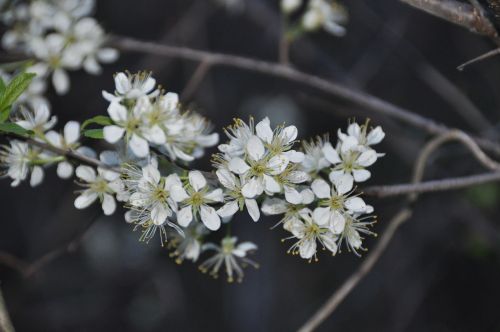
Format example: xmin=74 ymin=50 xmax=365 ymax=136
xmin=0 ymin=288 xmax=15 ymax=332
xmin=364 ymin=171 xmax=500 ymax=197
xmin=417 ymin=65 xmax=492 ymax=133
xmin=399 ymin=0 xmax=499 ymax=41
xmin=0 ymin=213 xmax=100 ymax=279
xmin=298 ymin=207 xmax=413 ymax=332
xmin=180 ymin=60 xmax=213 ymax=100
xmin=110 ymin=36 xmax=500 ymax=155
xmin=366 ymin=129 xmax=500 ymax=198
xmin=298 ymin=129 xmax=499 ymax=331
xmin=4 ymin=133 xmax=116 ymax=171
xmin=457 ymin=47 xmax=500 ymax=70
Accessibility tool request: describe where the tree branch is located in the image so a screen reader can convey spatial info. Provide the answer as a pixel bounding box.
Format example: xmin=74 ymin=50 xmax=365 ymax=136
xmin=0 ymin=288 xmax=15 ymax=332
xmin=400 ymin=0 xmax=499 ymax=41
xmin=110 ymin=36 xmax=500 ymax=155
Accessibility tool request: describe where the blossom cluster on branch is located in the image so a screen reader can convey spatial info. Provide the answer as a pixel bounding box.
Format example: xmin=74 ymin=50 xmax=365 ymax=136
xmin=0 ymin=68 xmax=385 ymax=281
xmin=0 ymin=0 xmax=118 ymax=103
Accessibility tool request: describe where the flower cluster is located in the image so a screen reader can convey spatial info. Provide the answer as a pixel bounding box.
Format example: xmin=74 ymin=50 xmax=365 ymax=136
xmin=1 ymin=0 xmax=118 ymax=97
xmin=281 ymin=0 xmax=348 ymax=37
xmin=102 ymin=72 xmax=219 ymax=160
xmin=0 ymin=70 xmax=385 ymax=282
xmin=261 ymin=120 xmax=384 ymax=260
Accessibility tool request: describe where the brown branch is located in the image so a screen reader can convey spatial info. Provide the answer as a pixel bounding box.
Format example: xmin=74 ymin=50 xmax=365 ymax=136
xmin=400 ymin=0 xmax=499 ymax=40
xmin=4 ymin=133 xmax=118 ymax=172
xmin=109 ymin=36 xmax=500 ymax=155
xmin=0 ymin=288 xmax=15 ymax=332
xmin=297 ymin=207 xmax=413 ymax=332
xmin=365 ymin=171 xmax=500 ymax=197
xmin=297 ymin=129 xmax=499 ymax=331
xmin=0 ymin=213 xmax=100 ymax=279
xmin=180 ymin=60 xmax=213 ymax=101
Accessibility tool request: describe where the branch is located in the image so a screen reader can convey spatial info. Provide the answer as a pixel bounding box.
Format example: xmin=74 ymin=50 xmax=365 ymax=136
xmin=297 ymin=130 xmax=499 ymax=331
xmin=297 ymin=207 xmax=413 ymax=332
xmin=110 ymin=36 xmax=500 ymax=155
xmin=4 ymin=133 xmax=117 ymax=171
xmin=0 ymin=213 xmax=100 ymax=278
xmin=364 ymin=171 xmax=500 ymax=197
xmin=0 ymin=288 xmax=15 ymax=332
xmin=400 ymin=0 xmax=499 ymax=40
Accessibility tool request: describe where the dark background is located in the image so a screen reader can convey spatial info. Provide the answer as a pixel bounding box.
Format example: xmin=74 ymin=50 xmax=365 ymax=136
xmin=1 ymin=0 xmax=500 ymax=331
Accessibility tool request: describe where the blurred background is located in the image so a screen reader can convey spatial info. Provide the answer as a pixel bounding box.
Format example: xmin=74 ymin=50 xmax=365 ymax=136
xmin=1 ymin=0 xmax=500 ymax=331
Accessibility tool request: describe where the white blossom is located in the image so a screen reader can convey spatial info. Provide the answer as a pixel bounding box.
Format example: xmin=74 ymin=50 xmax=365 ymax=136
xmin=169 ymin=223 xmax=209 ymax=264
xmin=302 ymin=0 xmax=348 ymax=36
xmin=74 ymin=165 xmax=124 ymax=215
xmin=281 ymin=0 xmax=302 ymax=14
xmin=14 ymin=104 xmax=57 ymax=134
xmin=199 ymin=236 xmax=258 ymax=282
xmin=171 ymin=171 xmax=224 ymax=231
xmin=284 ymin=208 xmax=338 ymax=261
xmin=0 ymin=140 xmax=45 ymax=187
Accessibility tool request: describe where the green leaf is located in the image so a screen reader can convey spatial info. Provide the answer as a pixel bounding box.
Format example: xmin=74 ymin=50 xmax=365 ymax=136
xmin=0 ymin=106 xmax=11 ymax=123
xmin=0 ymin=71 xmax=36 ymax=112
xmin=0 ymin=77 xmax=6 ymax=95
xmin=0 ymin=122 xmax=31 ymax=136
xmin=83 ymin=129 xmax=104 ymax=139
xmin=81 ymin=115 xmax=113 ymax=130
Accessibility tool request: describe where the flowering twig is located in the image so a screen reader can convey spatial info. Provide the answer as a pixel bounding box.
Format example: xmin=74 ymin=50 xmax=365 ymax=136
xmin=4 ymin=133 xmax=117 ymax=172
xmin=109 ymin=36 xmax=500 ymax=155
xmin=297 ymin=207 xmax=413 ymax=332
xmin=297 ymin=129 xmax=499 ymax=331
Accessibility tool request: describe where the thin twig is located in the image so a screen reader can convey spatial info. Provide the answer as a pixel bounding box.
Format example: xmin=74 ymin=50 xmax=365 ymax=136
xmin=4 ymin=133 xmax=118 ymax=172
xmin=400 ymin=0 xmax=499 ymax=41
xmin=297 ymin=207 xmax=413 ymax=332
xmin=364 ymin=171 xmax=500 ymax=198
xmin=297 ymin=129 xmax=499 ymax=331
xmin=180 ymin=60 xmax=213 ymax=101
xmin=0 ymin=288 xmax=15 ymax=332
xmin=0 ymin=213 xmax=100 ymax=278
xmin=457 ymin=48 xmax=500 ymax=70
xmin=109 ymin=36 xmax=500 ymax=155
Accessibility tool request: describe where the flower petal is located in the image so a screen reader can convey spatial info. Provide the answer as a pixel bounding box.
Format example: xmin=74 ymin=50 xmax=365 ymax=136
xmin=200 ymin=205 xmax=221 ymax=231
xmin=255 ymin=117 xmax=273 ymax=143
xmin=246 ymin=135 xmax=265 ymax=161
xmin=333 ymin=173 xmax=353 ymax=195
xmin=177 ymin=206 xmax=193 ymax=227
xmin=129 ymin=134 xmax=149 ymax=158
xmin=189 ymin=171 xmax=207 ymax=191
xmin=228 ymin=157 xmax=250 ymax=175
xmin=151 ymin=203 xmax=169 ymax=225
xmin=217 ymin=200 xmax=239 ymax=218
xmin=75 ymin=165 xmax=96 ymax=182
xmin=74 ymin=189 xmax=98 ymax=209
xmin=57 ymin=161 xmax=73 ymax=179
xmin=352 ymin=169 xmax=371 ymax=182
xmin=205 ymin=188 xmax=224 ymax=202
xmin=322 ymin=142 xmax=341 ymax=164
xmin=245 ymin=198 xmax=260 ymax=222
xmin=30 ymin=166 xmax=44 ymax=187
xmin=170 ymin=185 xmax=189 ymax=202
xmin=313 ymin=207 xmax=330 ymax=226
xmin=102 ymin=193 xmax=116 ymax=215
xmin=311 ymin=179 xmax=331 ymax=199
xmin=103 ymin=125 xmax=125 ymax=144
xmin=64 ymin=121 xmax=80 ymax=144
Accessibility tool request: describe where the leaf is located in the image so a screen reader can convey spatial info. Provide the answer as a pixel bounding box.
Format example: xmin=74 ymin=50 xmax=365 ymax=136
xmin=0 ymin=106 xmax=11 ymax=123
xmin=0 ymin=122 xmax=32 ymax=136
xmin=0 ymin=71 xmax=36 ymax=112
xmin=83 ymin=129 xmax=104 ymax=139
xmin=81 ymin=115 xmax=113 ymax=130
xmin=0 ymin=77 xmax=6 ymax=95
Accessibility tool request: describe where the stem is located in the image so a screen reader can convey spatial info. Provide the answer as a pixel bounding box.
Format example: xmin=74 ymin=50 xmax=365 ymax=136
xmin=109 ymin=36 xmax=500 ymax=155
xmin=0 ymin=288 xmax=15 ymax=332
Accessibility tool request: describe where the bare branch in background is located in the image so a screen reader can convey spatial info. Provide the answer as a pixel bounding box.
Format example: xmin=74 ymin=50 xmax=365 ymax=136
xmin=457 ymin=47 xmax=500 ymax=70
xmin=399 ymin=0 xmax=499 ymax=41
xmin=297 ymin=129 xmax=499 ymax=331
xmin=0 ymin=288 xmax=15 ymax=332
xmin=110 ymin=36 xmax=500 ymax=155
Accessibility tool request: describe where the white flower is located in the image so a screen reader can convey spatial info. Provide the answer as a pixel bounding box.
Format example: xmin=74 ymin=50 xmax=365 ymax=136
xmin=103 ymin=98 xmax=152 ymax=158
xmin=284 ymin=208 xmax=338 ymax=260
xmin=322 ymin=139 xmax=379 ymax=183
xmin=14 ymin=104 xmax=57 ymax=134
xmin=218 ymin=117 xmax=255 ymax=157
xmin=311 ymin=175 xmax=368 ymax=234
xmin=171 ymin=171 xmax=224 ymax=231
xmin=337 ymin=212 xmax=376 ymax=256
xmin=45 ymin=121 xmax=95 ymax=179
xmin=302 ymin=0 xmax=348 ymax=36
xmin=261 ymin=188 xmax=314 ymax=219
xmin=301 ymin=136 xmax=331 ymax=174
xmin=74 ymin=165 xmax=123 ymax=215
xmin=124 ymin=164 xmax=182 ymax=227
xmin=199 ymin=236 xmax=258 ymax=282
xmin=228 ymin=135 xmax=289 ymax=197
xmin=28 ymin=33 xmax=82 ymax=94
xmin=0 ymin=140 xmax=45 ymax=187
xmin=215 ymin=168 xmax=260 ymax=222
xmin=281 ymin=0 xmax=302 ymax=14
xmin=103 ymin=71 xmax=158 ymax=102
xmin=338 ymin=122 xmax=385 ymax=151
xmin=274 ymin=166 xmax=310 ymax=204
xmin=169 ymin=223 xmax=209 ymax=263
